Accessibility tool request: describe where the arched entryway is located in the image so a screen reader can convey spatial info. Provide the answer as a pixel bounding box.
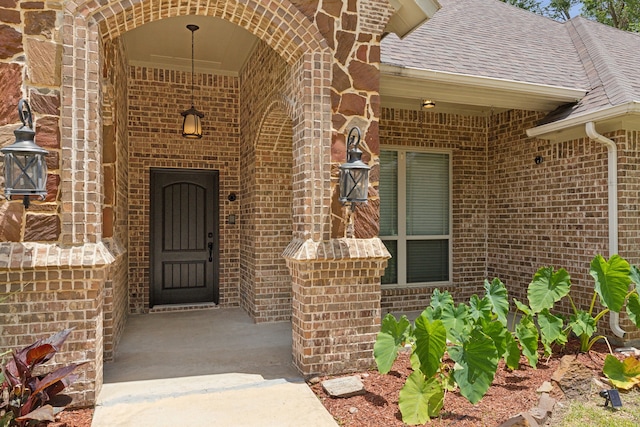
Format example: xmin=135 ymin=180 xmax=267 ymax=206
xmin=60 ymin=0 xmax=332 ymax=380
xmin=240 ymin=100 xmax=294 ymax=322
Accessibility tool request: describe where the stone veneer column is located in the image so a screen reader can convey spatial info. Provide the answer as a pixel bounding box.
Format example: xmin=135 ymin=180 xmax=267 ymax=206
xmin=284 ymin=238 xmax=389 ymax=375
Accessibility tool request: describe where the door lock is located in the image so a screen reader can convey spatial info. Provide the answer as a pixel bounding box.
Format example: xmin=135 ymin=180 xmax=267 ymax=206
xmin=208 ymin=242 xmax=213 ymax=262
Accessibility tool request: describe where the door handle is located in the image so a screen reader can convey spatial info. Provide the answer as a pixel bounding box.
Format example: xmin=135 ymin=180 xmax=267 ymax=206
xmin=208 ymin=242 xmax=213 ymax=262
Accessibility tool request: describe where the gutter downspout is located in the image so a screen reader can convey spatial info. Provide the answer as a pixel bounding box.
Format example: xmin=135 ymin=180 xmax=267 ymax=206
xmin=585 ymin=121 xmax=625 ymax=338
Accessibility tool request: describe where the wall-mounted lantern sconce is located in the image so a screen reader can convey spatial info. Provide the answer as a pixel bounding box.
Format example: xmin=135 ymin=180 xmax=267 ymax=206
xmin=422 ymin=99 xmax=436 ymax=109
xmin=339 ymin=127 xmax=370 ymax=205
xmin=1 ymin=99 xmax=48 ymax=208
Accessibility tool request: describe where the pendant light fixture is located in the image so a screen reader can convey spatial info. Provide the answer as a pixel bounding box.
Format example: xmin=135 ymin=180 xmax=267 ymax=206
xmin=181 ymin=24 xmax=204 ymax=139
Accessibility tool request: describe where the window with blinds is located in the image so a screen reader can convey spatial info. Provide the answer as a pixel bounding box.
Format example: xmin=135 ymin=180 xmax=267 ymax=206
xmin=380 ymin=149 xmax=451 ymax=286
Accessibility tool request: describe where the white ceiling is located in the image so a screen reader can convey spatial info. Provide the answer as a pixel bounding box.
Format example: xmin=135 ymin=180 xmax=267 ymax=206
xmin=122 ymin=15 xmax=259 ymax=76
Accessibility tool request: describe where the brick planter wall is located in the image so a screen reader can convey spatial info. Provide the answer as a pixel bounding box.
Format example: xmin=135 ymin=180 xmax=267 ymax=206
xmin=284 ymin=238 xmax=389 ymax=375
xmin=0 ymin=243 xmax=113 ymax=406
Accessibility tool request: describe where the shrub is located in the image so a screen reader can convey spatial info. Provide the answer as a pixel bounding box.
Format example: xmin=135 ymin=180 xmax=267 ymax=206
xmin=374 ymin=280 xmax=534 ymax=425
xmin=522 ymin=254 xmax=640 ymax=353
xmin=0 ymin=329 xmax=83 ymax=427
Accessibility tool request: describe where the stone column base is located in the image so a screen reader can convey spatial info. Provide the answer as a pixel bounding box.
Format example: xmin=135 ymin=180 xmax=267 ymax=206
xmin=284 ymin=238 xmax=390 ymax=376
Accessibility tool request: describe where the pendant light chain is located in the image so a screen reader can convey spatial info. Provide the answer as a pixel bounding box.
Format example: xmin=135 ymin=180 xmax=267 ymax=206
xmin=190 ymin=25 xmax=195 ymax=107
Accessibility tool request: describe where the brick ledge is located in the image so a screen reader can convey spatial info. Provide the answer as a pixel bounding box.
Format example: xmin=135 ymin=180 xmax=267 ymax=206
xmin=0 ymin=242 xmax=116 ymax=269
xmin=282 ymin=238 xmax=391 ymax=262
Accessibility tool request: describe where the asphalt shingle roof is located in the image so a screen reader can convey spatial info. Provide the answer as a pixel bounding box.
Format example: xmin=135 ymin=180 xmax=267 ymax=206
xmin=381 ymin=0 xmax=640 ymax=121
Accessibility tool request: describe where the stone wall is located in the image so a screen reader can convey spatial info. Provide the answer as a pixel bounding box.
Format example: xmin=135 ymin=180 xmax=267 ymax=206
xmin=0 ymin=0 xmax=62 ymax=242
xmin=127 ymin=66 xmax=241 ymax=313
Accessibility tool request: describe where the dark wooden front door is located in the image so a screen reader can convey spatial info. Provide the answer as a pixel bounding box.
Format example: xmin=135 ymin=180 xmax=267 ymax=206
xmin=150 ymin=169 xmax=219 ymax=306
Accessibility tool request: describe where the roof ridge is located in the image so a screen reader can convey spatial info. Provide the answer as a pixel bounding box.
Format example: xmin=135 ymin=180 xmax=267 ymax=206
xmin=567 ymin=17 xmax=633 ymax=105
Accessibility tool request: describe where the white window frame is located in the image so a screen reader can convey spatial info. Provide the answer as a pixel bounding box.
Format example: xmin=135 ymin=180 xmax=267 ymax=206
xmin=380 ymin=146 xmax=453 ymax=289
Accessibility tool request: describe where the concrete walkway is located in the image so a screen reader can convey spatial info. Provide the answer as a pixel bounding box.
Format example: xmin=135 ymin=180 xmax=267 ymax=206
xmin=92 ymin=308 xmax=337 ymax=426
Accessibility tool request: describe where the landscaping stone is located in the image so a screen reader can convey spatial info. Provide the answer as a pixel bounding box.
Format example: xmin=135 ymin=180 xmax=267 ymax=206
xmin=538 ymin=392 xmax=556 ymax=414
xmin=536 ymin=381 xmax=553 ymax=393
xmin=550 ymin=355 xmax=574 ymax=382
xmin=552 ymin=356 xmax=594 ymax=399
xmin=322 ymin=376 xmax=366 ymax=398
xmin=497 ymin=412 xmax=539 ymax=427
xmin=528 ymin=407 xmax=548 ymax=425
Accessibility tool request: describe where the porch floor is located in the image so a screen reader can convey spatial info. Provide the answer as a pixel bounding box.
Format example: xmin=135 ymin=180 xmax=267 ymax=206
xmin=93 ymin=307 xmax=337 ymax=426
xmin=103 ymin=307 xmax=298 ymax=383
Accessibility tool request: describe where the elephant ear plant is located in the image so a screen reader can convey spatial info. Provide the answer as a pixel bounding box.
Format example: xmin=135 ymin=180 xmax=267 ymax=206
xmin=374 ymin=282 xmax=537 ymax=425
xmin=0 ymin=328 xmax=83 ymax=427
xmin=522 ymin=254 xmax=640 ymax=354
xmin=374 ymin=254 xmax=640 ymax=425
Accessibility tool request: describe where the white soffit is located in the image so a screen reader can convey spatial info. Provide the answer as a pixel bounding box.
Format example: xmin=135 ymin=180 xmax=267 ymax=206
xmin=380 ymin=64 xmax=587 ymax=112
xmin=385 ymin=0 xmax=441 ymax=39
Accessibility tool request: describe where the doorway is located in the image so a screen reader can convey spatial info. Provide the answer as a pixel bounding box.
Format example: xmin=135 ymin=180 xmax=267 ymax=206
xmin=150 ymin=168 xmax=219 ymax=306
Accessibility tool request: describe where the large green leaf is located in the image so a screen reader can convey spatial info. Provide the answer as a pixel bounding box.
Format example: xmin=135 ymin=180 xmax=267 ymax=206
xmin=537 ymin=309 xmax=564 ymax=356
xmin=629 ymin=265 xmax=640 ymax=287
xmin=469 ymin=295 xmax=493 ymax=323
xmin=602 ymin=354 xmax=640 ymax=390
xmin=374 ymin=314 xmax=412 ymax=374
xmin=441 ymin=303 xmax=470 ymax=340
xmin=430 ymin=289 xmax=454 ymax=310
xmin=481 ymin=319 xmax=508 ymax=359
xmin=515 ymin=315 xmax=539 ymax=368
xmin=513 ymin=298 xmax=532 ymax=316
xmin=484 ymin=278 xmax=509 ymax=326
xmin=398 ymin=372 xmax=445 ymax=425
xmin=527 ymin=266 xmax=571 ymax=313
xmin=421 ymin=306 xmax=442 ymax=322
xmin=590 ymin=254 xmax=631 ymax=312
xmin=627 ymin=293 xmax=640 ymax=328
xmin=504 ymin=332 xmax=521 ymax=370
xmin=414 ymin=316 xmax=447 ymax=378
xmin=569 ymin=310 xmax=596 ymax=339
xmin=449 ymin=328 xmax=499 ymax=404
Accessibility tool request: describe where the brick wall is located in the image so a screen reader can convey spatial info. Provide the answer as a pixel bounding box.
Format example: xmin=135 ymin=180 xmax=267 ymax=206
xmin=285 ymin=238 xmax=388 ymax=375
xmin=239 ymin=41 xmax=294 ymax=322
xmin=0 ymin=245 xmax=112 ymax=407
xmin=379 ymin=107 xmax=640 ymax=342
xmin=101 ymin=36 xmax=129 ymax=362
xmin=379 ymin=108 xmax=490 ymax=312
xmin=127 ymin=66 xmax=240 ymax=313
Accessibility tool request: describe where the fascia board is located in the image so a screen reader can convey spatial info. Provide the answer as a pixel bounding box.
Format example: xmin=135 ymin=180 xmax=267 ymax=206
xmin=526 ymin=102 xmax=640 ymax=137
xmin=385 ymin=0 xmax=441 ymax=39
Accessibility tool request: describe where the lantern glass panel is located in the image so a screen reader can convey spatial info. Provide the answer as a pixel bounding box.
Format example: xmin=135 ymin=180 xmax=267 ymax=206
xmin=339 ymin=167 xmax=369 ymax=203
xmin=182 ymin=113 xmax=202 ymax=138
xmin=4 ymin=151 xmax=47 ymax=196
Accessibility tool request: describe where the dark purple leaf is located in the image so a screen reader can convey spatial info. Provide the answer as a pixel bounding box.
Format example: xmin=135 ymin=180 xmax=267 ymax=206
xmin=32 ymin=364 xmax=80 ymax=396
xmin=41 ymin=329 xmax=74 ymax=353
xmin=16 ymin=404 xmax=56 ymax=422
xmin=26 ymin=344 xmax=56 ymax=367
